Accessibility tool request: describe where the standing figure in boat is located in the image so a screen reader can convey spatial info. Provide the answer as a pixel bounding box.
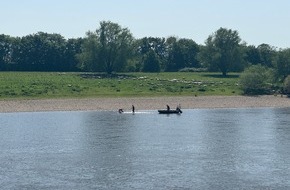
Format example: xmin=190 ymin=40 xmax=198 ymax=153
xmin=166 ymin=105 xmax=170 ymax=111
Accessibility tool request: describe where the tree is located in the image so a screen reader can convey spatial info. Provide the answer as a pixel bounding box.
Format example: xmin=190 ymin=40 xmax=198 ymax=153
xmin=135 ymin=37 xmax=167 ymax=71
xmin=166 ymin=37 xmax=183 ymax=71
xmin=0 ymin=34 xmax=14 ymax=70
xmin=257 ymin=43 xmax=276 ymax=68
xmin=166 ymin=37 xmax=200 ymax=71
xmin=142 ymin=49 xmax=160 ymax=72
xmin=201 ymin=27 xmax=244 ymax=76
xmin=240 ymin=65 xmax=274 ymax=95
xmin=77 ymin=32 xmax=101 ymax=71
xmin=78 ymin=21 xmax=134 ymax=73
xmin=275 ymin=48 xmax=290 ymax=80
xmin=244 ymin=45 xmax=261 ymax=65
xmin=63 ymin=38 xmax=83 ymax=71
xmin=98 ymin=21 xmax=134 ymax=74
xmin=15 ymin=32 xmax=66 ymax=71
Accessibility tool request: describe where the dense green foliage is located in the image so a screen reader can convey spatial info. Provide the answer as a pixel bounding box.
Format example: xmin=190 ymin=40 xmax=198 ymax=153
xmin=0 ymin=72 xmax=241 ymax=99
xmin=166 ymin=37 xmax=200 ymax=71
xmin=276 ymin=49 xmax=290 ymax=80
xmin=0 ymin=33 xmax=82 ymax=71
xmin=283 ymin=75 xmax=290 ymax=95
xmin=0 ymin=22 xmax=289 ymax=76
xmin=1 ymin=21 xmax=290 ymax=95
xmin=240 ymin=65 xmax=275 ymax=95
xmin=77 ymin=21 xmax=134 ymax=73
xmin=200 ymin=28 xmax=244 ymax=76
xmin=142 ymin=50 xmax=161 ymax=72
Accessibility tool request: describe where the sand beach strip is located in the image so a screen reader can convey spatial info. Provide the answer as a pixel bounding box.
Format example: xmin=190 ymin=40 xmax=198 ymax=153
xmin=0 ymin=95 xmax=289 ymax=113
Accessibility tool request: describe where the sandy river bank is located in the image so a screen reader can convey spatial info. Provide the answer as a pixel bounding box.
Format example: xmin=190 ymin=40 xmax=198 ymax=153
xmin=0 ymin=95 xmax=289 ymax=113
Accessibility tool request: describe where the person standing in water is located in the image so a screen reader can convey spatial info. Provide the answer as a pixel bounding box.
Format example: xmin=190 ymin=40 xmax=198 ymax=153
xmin=132 ymin=105 xmax=135 ymax=113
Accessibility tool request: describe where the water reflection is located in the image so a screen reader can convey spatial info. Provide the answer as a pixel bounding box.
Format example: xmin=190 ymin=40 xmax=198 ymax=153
xmin=0 ymin=108 xmax=290 ymax=189
xmin=79 ymin=111 xmax=137 ymax=187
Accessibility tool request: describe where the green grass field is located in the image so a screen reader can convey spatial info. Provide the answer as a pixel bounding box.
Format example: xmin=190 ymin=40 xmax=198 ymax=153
xmin=0 ymin=72 xmax=242 ymax=99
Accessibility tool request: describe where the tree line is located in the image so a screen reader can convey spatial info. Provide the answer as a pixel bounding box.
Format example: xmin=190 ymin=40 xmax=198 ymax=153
xmin=1 ymin=21 xmax=290 ymax=81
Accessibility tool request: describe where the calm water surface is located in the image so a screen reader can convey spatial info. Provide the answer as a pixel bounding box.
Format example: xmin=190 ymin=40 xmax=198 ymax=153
xmin=0 ymin=108 xmax=290 ymax=189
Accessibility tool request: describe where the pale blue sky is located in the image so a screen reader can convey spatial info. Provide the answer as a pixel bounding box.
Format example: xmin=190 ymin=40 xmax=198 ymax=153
xmin=2 ymin=0 xmax=290 ymax=48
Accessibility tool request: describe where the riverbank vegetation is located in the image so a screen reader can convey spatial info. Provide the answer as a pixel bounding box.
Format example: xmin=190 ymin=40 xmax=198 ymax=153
xmin=0 ymin=72 xmax=241 ymax=99
xmin=1 ymin=21 xmax=290 ymax=96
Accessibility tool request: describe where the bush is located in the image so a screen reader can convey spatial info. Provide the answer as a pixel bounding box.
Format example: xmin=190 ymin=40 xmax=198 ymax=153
xmin=283 ymin=75 xmax=290 ymax=95
xmin=240 ymin=65 xmax=274 ymax=95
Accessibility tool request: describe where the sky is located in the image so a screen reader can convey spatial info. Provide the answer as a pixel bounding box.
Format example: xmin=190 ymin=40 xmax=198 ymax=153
xmin=2 ymin=0 xmax=290 ymax=48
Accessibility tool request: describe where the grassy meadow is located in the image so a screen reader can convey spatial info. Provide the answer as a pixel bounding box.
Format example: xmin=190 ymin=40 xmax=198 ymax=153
xmin=0 ymin=72 xmax=242 ymax=99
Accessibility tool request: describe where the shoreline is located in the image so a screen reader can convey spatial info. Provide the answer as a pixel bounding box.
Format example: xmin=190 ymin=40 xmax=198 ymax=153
xmin=0 ymin=95 xmax=290 ymax=113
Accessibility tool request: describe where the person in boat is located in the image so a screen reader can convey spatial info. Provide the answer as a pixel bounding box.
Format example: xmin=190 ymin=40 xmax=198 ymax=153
xmin=166 ymin=105 xmax=170 ymax=111
xmin=132 ymin=105 xmax=135 ymax=113
xmin=176 ymin=104 xmax=182 ymax=113
xmin=118 ymin=108 xmax=124 ymax=113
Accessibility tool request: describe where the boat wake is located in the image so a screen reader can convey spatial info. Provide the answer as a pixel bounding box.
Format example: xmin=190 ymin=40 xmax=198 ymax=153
xmin=120 ymin=111 xmax=153 ymax=114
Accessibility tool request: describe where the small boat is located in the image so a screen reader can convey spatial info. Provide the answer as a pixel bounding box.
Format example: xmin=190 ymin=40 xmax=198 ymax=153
xmin=158 ymin=109 xmax=182 ymax=114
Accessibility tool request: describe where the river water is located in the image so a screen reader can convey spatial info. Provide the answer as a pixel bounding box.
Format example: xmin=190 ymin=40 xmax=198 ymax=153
xmin=0 ymin=108 xmax=290 ymax=189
